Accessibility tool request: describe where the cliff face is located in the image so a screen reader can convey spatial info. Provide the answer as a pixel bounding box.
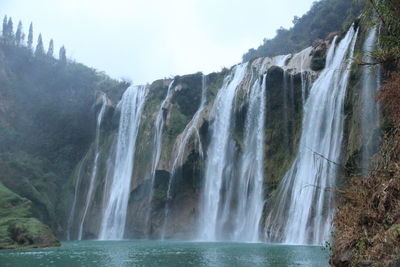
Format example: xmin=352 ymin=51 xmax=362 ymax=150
xmin=64 ymin=43 xmax=325 ymax=240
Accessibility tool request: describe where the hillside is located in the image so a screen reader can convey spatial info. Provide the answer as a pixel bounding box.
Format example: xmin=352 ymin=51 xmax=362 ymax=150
xmin=242 ymin=0 xmax=365 ymax=62
xmin=0 ymin=29 xmax=129 ymax=247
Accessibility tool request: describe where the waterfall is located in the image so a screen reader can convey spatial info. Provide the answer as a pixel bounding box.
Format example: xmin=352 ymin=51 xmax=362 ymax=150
xmin=275 ymin=54 xmax=291 ymax=67
xmin=67 ymin=152 xmax=88 ymax=240
xmin=264 ymin=26 xmax=358 ymax=245
xmin=161 ymin=76 xmax=207 ymax=239
xmin=144 ymin=81 xmax=174 ymax=237
xmin=99 ymin=85 xmax=147 ymax=240
xmin=197 ymin=63 xmax=248 ymax=241
xmin=361 ymin=27 xmax=381 ymax=175
xmin=231 ymin=74 xmax=267 ymax=242
xmin=77 ymin=93 xmax=107 ymax=240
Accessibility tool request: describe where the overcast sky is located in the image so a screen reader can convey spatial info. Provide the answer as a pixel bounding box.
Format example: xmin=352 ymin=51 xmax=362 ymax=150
xmin=1 ymin=0 xmax=315 ymax=84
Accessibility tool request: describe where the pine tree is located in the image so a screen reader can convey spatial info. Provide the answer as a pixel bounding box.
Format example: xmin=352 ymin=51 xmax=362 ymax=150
xmin=2 ymin=16 xmax=7 ymax=38
xmin=59 ymin=46 xmax=67 ymax=65
xmin=15 ymin=21 xmax=23 ymax=46
xmin=47 ymin=39 xmax=54 ymax=57
xmin=7 ymin=17 xmax=14 ymax=44
xmin=35 ymin=34 xmax=44 ymax=57
xmin=21 ymin=32 xmax=25 ymax=44
xmin=28 ymin=22 xmax=33 ymax=49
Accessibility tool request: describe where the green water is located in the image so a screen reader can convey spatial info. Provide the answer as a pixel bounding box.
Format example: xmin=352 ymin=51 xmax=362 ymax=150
xmin=0 ymin=241 xmax=329 ymax=267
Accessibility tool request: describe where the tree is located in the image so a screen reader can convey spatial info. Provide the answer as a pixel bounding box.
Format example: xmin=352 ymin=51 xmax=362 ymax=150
xmin=293 ymin=16 xmax=300 ymax=25
xmin=2 ymin=16 xmax=7 ymax=38
xmin=15 ymin=21 xmax=23 ymax=46
xmin=28 ymin=23 xmax=33 ymax=49
xmin=7 ymin=17 xmax=14 ymax=44
xmin=47 ymin=39 xmax=54 ymax=57
xmin=59 ymin=46 xmax=67 ymax=65
xmin=35 ymin=34 xmax=44 ymax=57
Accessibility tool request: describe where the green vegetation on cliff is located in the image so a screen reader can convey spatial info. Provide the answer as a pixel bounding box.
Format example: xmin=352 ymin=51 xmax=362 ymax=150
xmin=263 ymin=67 xmax=304 ymax=195
xmin=242 ymin=0 xmax=365 ymax=62
xmin=0 ymin=183 xmax=59 ymax=249
xmin=0 ymin=17 xmax=129 ymax=246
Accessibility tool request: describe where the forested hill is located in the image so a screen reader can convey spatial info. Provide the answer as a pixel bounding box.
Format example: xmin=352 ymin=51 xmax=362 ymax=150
xmin=0 ymin=18 xmax=129 ymax=248
xmin=242 ymin=0 xmax=365 ymax=62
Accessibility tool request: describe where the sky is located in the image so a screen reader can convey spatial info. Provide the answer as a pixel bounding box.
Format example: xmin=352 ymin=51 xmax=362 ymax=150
xmin=1 ymin=0 xmax=315 ymax=84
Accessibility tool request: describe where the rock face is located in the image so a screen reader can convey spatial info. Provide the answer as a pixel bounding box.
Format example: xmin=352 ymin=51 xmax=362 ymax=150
xmin=0 ymin=183 xmax=59 ymax=249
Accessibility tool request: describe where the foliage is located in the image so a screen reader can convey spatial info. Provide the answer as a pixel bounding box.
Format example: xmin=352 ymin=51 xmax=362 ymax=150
xmin=242 ymin=0 xmax=365 ymax=62
xmin=59 ymin=46 xmax=66 ymax=64
xmin=0 ymin=17 xmax=129 ymax=236
xmin=28 ymin=22 xmax=33 ymax=49
xmin=378 ymin=67 xmax=400 ymax=127
xmin=15 ymin=21 xmax=23 ymax=46
xmin=364 ymin=0 xmax=400 ymax=69
xmin=310 ymin=51 xmax=327 ymax=71
xmin=47 ymin=39 xmax=54 ymax=57
xmin=34 ymin=34 xmax=44 ymax=57
xmin=171 ymin=73 xmax=202 ymax=117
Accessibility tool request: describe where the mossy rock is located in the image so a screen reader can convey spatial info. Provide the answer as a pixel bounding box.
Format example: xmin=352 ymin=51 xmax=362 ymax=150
xmin=267 ymin=66 xmax=284 ymax=83
xmin=2 ymin=218 xmax=60 ymax=249
xmin=0 ymin=183 xmax=59 ymax=249
xmin=311 ymin=56 xmax=326 ymax=71
xmin=205 ymin=71 xmax=226 ymax=104
xmin=172 ymin=73 xmax=203 ymax=117
xmin=310 ymin=42 xmax=327 ymax=71
xmin=263 ymin=69 xmax=304 ymax=197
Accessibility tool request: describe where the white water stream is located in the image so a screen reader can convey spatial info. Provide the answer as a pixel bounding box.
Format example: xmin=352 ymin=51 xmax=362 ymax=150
xmin=264 ymin=26 xmax=358 ymax=245
xmin=99 ymin=85 xmax=147 ymax=240
xmin=77 ymin=93 xmax=107 ymax=240
xmin=360 ymin=27 xmax=381 ymax=175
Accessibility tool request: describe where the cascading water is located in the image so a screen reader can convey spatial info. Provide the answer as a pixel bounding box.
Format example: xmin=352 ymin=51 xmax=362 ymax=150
xmin=77 ymin=93 xmax=107 ymax=240
xmin=144 ymin=81 xmax=174 ymax=236
xmin=360 ymin=27 xmax=381 ymax=175
xmin=196 ymin=63 xmax=248 ymax=241
xmin=161 ymin=76 xmax=208 ymax=239
xmin=264 ymin=26 xmax=358 ymax=245
xmin=230 ymin=74 xmax=267 ymax=242
xmin=99 ymin=85 xmax=147 ymax=240
xmin=275 ymin=54 xmax=291 ymax=67
xmin=67 ymin=153 xmax=88 ymax=240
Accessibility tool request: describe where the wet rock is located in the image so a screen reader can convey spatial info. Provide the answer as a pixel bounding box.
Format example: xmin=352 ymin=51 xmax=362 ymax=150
xmin=330 ymin=248 xmax=352 ymax=267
